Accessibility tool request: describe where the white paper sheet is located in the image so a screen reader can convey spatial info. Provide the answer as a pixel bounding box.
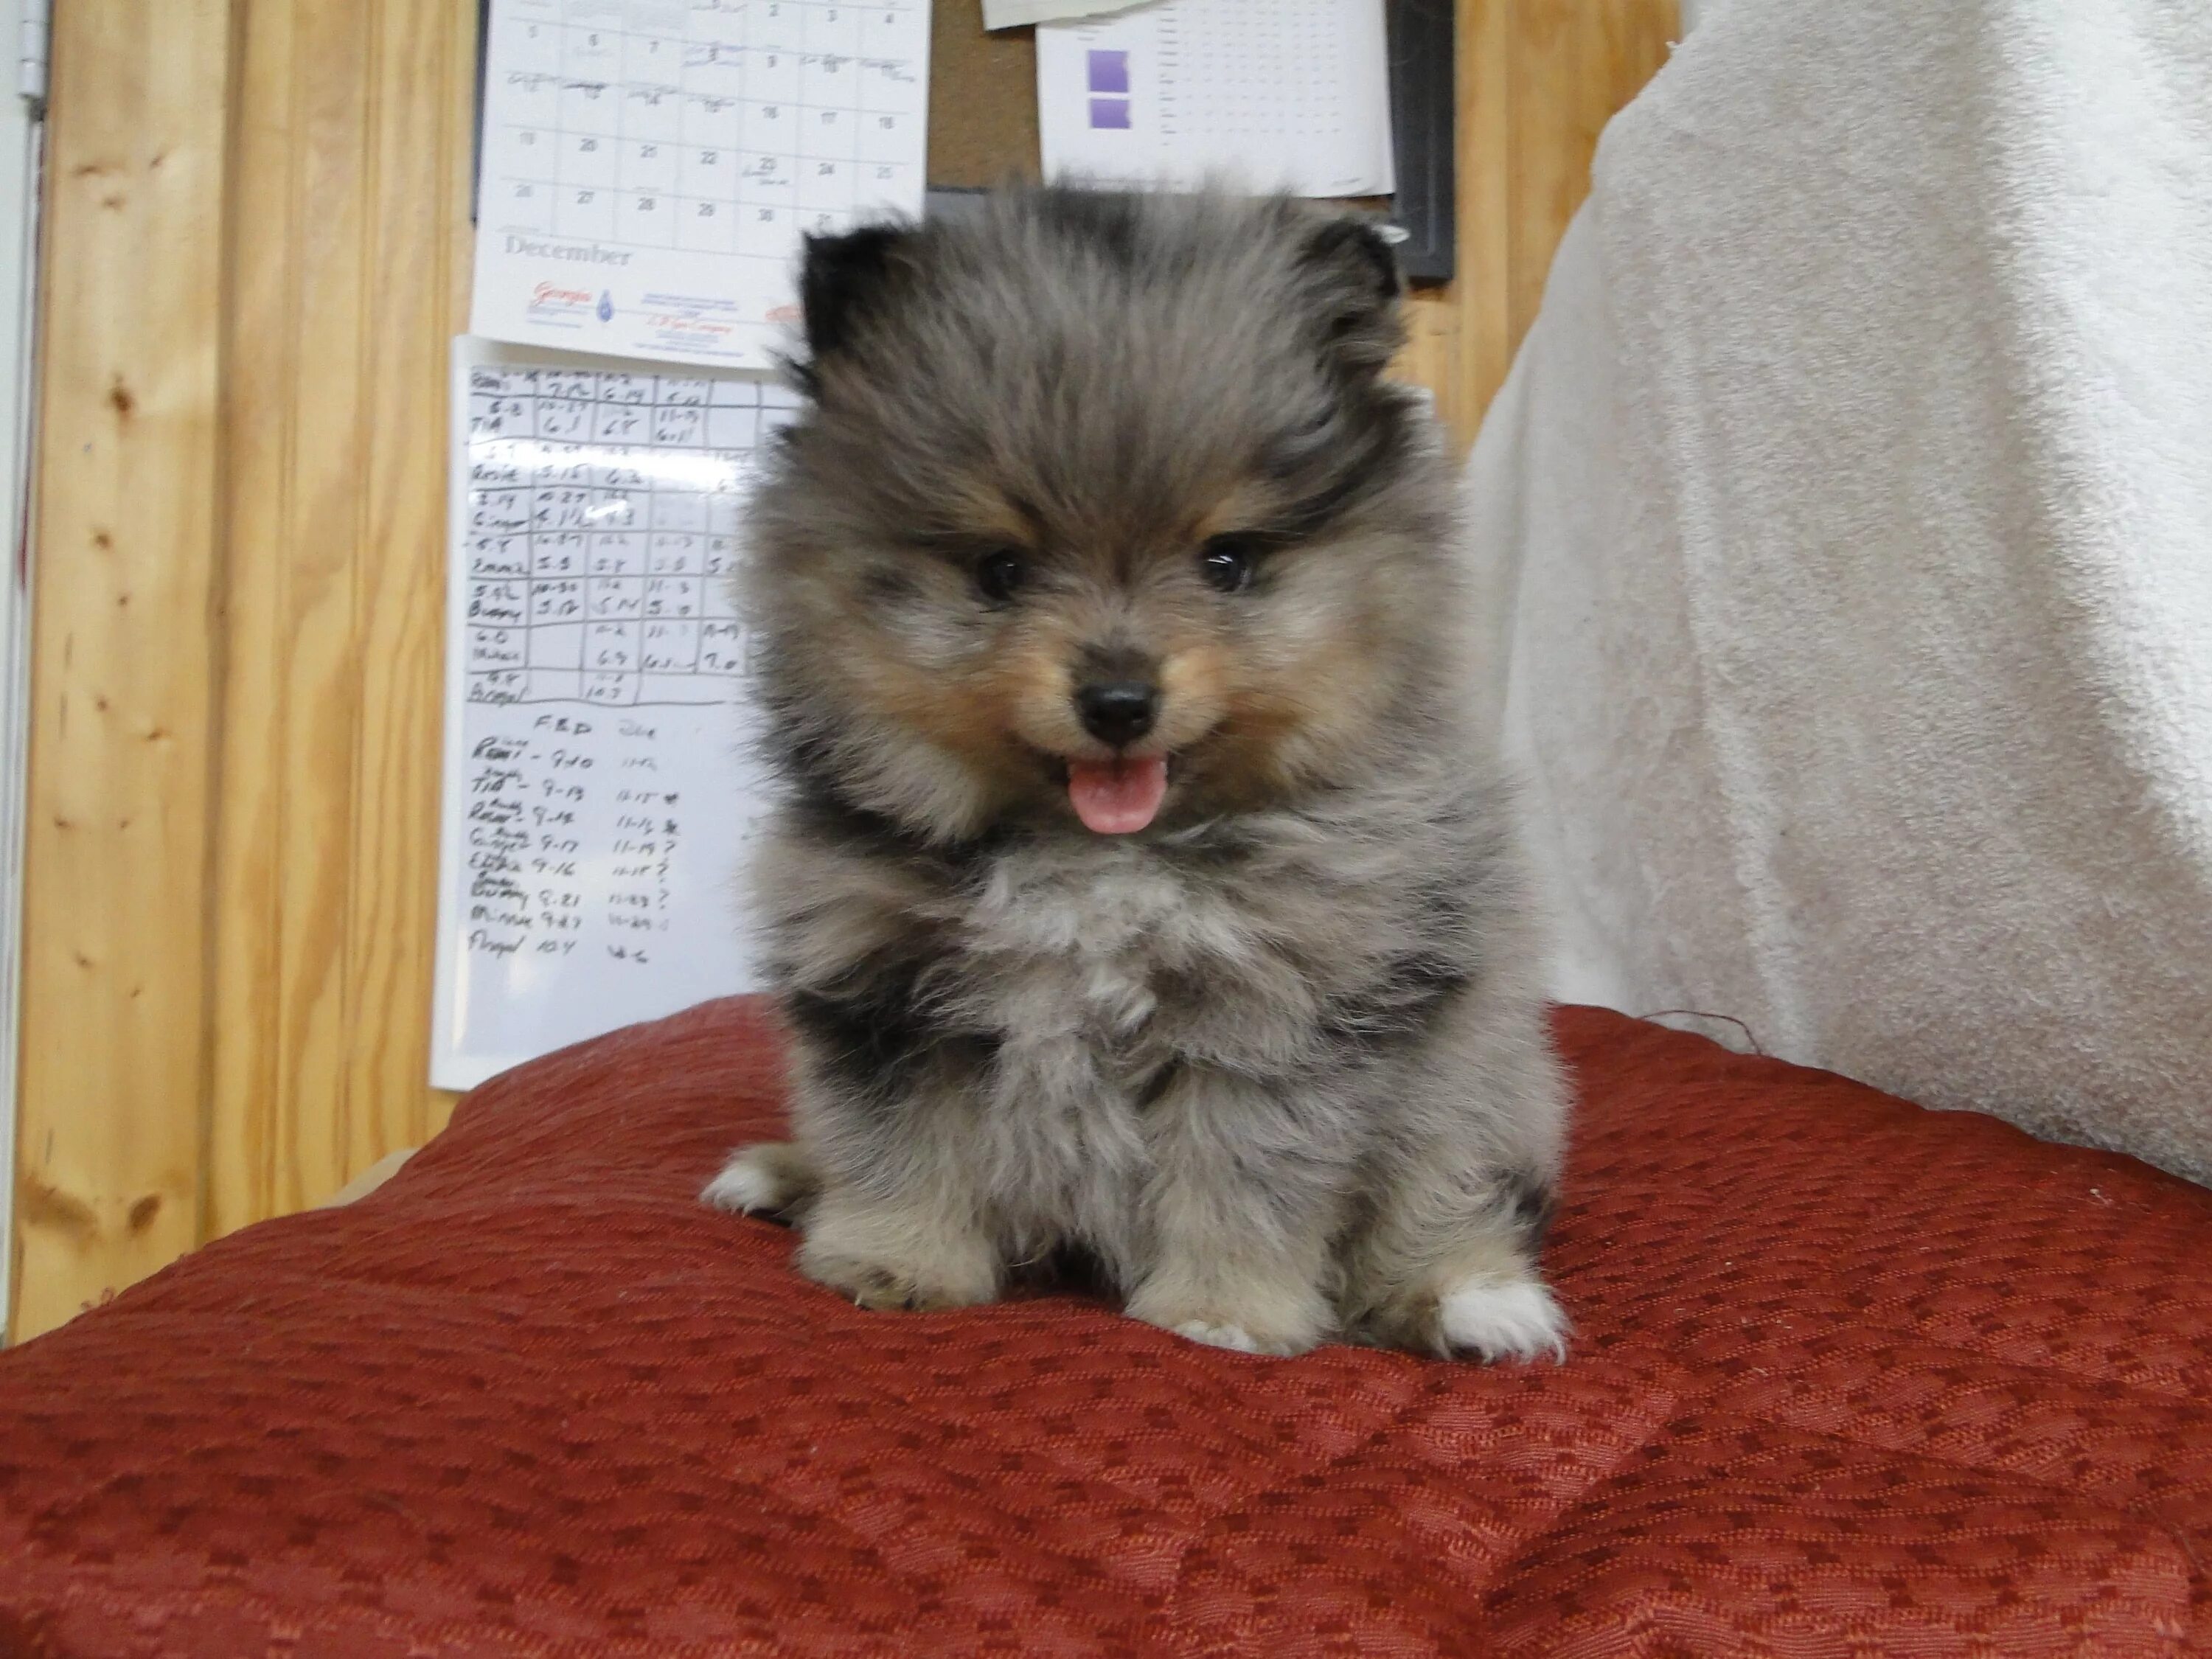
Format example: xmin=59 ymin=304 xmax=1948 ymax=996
xmin=1036 ymin=0 xmax=1394 ymax=198
xmin=431 ymin=338 xmax=789 ymax=1091
xmin=983 ymin=0 xmax=1150 ymax=28
xmin=471 ymin=0 xmax=932 ymax=371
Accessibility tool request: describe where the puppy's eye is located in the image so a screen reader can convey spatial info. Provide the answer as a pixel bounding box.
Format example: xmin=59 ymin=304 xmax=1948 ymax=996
xmin=974 ymin=549 xmax=1029 ymax=605
xmin=1198 ymin=535 xmax=1262 ymax=594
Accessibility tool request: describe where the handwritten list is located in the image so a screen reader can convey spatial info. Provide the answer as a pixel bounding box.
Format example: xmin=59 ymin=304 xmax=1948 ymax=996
xmin=433 ymin=341 xmax=790 ymax=1090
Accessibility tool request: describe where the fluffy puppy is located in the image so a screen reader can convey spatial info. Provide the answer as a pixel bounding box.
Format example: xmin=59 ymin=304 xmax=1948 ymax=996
xmin=703 ymin=187 xmax=1570 ymax=1360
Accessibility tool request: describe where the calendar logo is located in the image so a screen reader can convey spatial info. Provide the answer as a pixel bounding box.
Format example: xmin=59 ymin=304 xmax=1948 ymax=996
xmin=597 ymin=291 xmax=617 ymax=324
xmin=529 ymin=282 xmax=596 ymax=324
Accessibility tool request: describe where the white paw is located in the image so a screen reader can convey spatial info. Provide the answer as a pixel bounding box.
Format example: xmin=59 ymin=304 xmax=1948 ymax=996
xmin=1172 ymin=1320 xmax=1263 ymax=1354
xmin=700 ymin=1150 xmax=790 ymax=1214
xmin=1439 ymin=1276 xmax=1570 ymax=1363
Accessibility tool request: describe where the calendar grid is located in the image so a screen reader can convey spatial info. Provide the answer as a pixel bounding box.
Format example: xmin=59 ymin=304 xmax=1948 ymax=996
xmin=481 ymin=0 xmax=930 ymax=351
xmin=463 ymin=366 xmax=799 ymax=709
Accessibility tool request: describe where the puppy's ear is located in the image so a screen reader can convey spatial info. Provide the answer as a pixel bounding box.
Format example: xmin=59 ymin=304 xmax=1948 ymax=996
xmin=799 ymin=223 xmax=914 ymax=363
xmin=1297 ymin=216 xmax=1405 ymax=376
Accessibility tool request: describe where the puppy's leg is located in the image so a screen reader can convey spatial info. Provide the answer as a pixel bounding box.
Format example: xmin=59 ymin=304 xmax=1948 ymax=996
xmin=1344 ymin=1175 xmax=1566 ymax=1362
xmin=701 ymin=1141 xmax=820 ymax=1217
xmin=796 ymin=1159 xmax=1002 ymax=1314
xmin=1343 ymin=1119 xmax=1567 ymax=1362
xmin=1340 ymin=995 xmax=1571 ymax=1360
xmin=1123 ymin=1071 xmax=1345 ymax=1357
xmin=787 ymin=1077 xmax=1003 ymax=1312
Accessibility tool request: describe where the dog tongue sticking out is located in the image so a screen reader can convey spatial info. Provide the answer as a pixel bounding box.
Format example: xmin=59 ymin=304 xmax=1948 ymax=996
xmin=1067 ymin=757 xmax=1169 ymax=835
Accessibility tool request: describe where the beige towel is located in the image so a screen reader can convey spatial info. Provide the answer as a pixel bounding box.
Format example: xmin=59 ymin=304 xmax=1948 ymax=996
xmin=1470 ymin=0 xmax=2212 ymax=1183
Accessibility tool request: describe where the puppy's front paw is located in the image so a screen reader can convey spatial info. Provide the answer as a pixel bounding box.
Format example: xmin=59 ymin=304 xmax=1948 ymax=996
xmin=796 ymin=1239 xmax=1001 ymax=1313
xmin=701 ymin=1141 xmax=817 ymax=1216
xmin=1437 ymin=1275 xmax=1570 ymax=1364
xmin=1138 ymin=1311 xmax=1317 ymax=1357
xmin=1126 ymin=1279 xmax=1329 ymax=1357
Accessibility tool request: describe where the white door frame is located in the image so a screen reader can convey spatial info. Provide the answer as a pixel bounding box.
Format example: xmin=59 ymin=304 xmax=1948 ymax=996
xmin=0 ymin=0 xmax=49 ymax=1343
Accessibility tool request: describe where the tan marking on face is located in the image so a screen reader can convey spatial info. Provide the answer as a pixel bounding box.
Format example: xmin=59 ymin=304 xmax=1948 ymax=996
xmin=994 ymin=625 xmax=1089 ymax=759
xmin=942 ymin=477 xmax=1041 ymax=549
xmin=1196 ymin=480 xmax=1283 ymax=541
xmin=1185 ymin=598 xmax=1402 ymax=808
xmin=1151 ymin=639 xmax=1232 ymax=752
xmin=854 ymin=637 xmax=1038 ymax=781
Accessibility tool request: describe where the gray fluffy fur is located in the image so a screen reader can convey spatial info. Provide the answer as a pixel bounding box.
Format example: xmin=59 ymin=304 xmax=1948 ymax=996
xmin=702 ymin=187 xmax=1571 ymax=1360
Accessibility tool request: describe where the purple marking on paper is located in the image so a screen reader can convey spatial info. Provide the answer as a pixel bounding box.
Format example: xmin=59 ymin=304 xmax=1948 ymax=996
xmin=1086 ymin=49 xmax=1130 ymax=94
xmin=1089 ymin=97 xmax=1131 ymax=130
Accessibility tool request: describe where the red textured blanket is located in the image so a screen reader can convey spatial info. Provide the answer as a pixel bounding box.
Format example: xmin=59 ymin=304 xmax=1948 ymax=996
xmin=2 ymin=1001 xmax=2208 ymax=1656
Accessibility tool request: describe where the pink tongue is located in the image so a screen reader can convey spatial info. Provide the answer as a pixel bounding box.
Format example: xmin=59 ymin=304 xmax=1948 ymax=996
xmin=1067 ymin=757 xmax=1169 ymax=834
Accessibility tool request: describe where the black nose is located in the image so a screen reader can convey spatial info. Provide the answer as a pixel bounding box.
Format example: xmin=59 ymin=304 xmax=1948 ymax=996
xmin=1076 ymin=680 xmax=1159 ymax=746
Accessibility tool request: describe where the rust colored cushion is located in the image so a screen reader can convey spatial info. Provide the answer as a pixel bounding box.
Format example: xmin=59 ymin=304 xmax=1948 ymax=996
xmin=2 ymin=1002 xmax=2208 ymax=1657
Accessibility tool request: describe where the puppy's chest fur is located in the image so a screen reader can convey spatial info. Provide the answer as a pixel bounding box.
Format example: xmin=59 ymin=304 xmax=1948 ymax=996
xmin=952 ymin=835 xmax=1404 ymax=1086
xmin=941 ymin=840 xmax=1350 ymax=1255
xmin=967 ymin=849 xmax=1229 ymax=1054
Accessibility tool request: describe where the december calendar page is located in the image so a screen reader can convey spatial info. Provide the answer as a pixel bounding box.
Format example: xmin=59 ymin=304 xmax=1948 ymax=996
xmin=473 ymin=0 xmax=932 ymax=371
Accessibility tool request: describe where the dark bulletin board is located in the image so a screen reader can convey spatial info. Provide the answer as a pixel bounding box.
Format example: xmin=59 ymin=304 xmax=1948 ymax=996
xmin=1382 ymin=0 xmax=1455 ymax=284
xmin=477 ymin=0 xmax=1455 ymax=284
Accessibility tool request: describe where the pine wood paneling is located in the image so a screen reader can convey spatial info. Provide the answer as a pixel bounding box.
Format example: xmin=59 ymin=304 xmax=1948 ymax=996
xmin=341 ymin=1 xmax=476 ymax=1175
xmin=206 ymin=0 xmax=474 ymax=1240
xmin=14 ymin=0 xmax=475 ymax=1341
xmin=13 ymin=0 xmax=233 ymax=1338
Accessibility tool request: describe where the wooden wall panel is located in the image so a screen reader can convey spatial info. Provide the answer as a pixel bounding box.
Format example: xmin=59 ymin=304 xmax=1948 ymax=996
xmin=341 ymin=1 xmax=477 ymax=1175
xmin=12 ymin=0 xmax=1673 ymax=1343
xmin=13 ymin=1 xmax=233 ymax=1338
xmin=206 ymin=0 xmax=474 ymax=1239
xmin=14 ymin=0 xmax=475 ymax=1340
xmin=211 ymin=0 xmax=366 ymax=1240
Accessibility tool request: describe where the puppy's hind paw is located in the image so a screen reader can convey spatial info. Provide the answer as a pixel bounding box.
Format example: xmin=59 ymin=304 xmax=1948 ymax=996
xmin=1438 ymin=1276 xmax=1570 ymax=1364
xmin=1172 ymin=1321 xmax=1265 ymax=1354
xmin=701 ymin=1142 xmax=817 ymax=1217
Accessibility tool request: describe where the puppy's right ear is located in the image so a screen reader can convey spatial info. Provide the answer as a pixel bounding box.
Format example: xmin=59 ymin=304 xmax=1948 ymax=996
xmin=799 ymin=223 xmax=914 ymax=364
xmin=1295 ymin=215 xmax=1405 ymax=377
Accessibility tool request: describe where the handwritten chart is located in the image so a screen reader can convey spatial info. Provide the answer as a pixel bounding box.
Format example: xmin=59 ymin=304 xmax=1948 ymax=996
xmin=472 ymin=0 xmax=932 ymax=370
xmin=432 ymin=338 xmax=792 ymax=1089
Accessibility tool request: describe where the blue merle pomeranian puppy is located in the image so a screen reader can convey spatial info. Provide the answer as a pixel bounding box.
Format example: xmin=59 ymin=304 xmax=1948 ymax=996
xmin=702 ymin=187 xmax=1569 ymax=1361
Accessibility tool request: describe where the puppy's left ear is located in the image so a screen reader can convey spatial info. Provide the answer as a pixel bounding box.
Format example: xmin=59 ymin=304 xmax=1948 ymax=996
xmin=1298 ymin=216 xmax=1405 ymax=376
xmin=799 ymin=221 xmax=915 ymax=364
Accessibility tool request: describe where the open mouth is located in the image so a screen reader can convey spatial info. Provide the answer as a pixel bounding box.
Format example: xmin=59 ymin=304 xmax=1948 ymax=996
xmin=1051 ymin=754 xmax=1173 ymax=835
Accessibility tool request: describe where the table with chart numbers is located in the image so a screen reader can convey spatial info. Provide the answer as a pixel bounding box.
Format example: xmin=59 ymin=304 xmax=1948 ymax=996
xmin=433 ymin=344 xmax=793 ymax=1091
xmin=460 ymin=363 xmax=802 ymax=709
